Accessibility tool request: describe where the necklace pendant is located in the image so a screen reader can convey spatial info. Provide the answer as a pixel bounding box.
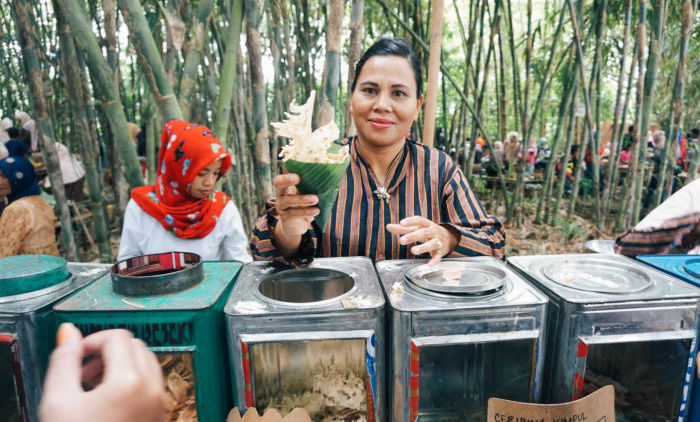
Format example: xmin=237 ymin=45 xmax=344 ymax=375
xmin=374 ymin=186 xmax=391 ymax=201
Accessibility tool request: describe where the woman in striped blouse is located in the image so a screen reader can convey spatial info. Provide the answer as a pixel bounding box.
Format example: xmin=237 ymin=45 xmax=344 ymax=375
xmin=251 ymin=38 xmax=505 ymax=265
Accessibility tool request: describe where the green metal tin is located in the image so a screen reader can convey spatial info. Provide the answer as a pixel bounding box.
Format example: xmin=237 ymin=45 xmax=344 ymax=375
xmin=0 ymin=255 xmax=70 ymax=297
xmin=53 ymin=261 xmax=242 ymax=422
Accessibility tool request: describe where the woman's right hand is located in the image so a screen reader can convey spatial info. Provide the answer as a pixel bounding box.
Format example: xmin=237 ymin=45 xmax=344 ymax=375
xmin=273 ymin=174 xmax=319 ymax=255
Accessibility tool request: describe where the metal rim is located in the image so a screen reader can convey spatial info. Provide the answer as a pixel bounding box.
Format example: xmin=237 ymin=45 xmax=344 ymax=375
xmin=404 ymin=262 xmax=506 ymax=295
xmin=0 ymin=276 xmax=75 ymax=304
xmin=683 ymin=259 xmax=700 ymax=279
xmin=255 ymin=267 xmax=357 ymax=306
xmin=542 ymin=258 xmax=652 ymax=294
xmin=110 ymin=252 xmax=204 ymax=296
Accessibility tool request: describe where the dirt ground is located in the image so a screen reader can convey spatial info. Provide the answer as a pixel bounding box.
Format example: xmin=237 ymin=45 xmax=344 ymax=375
xmin=492 ymin=201 xmax=619 ymax=256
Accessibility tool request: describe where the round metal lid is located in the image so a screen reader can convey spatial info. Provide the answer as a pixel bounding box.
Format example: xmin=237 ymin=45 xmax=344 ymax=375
xmin=0 ymin=255 xmax=70 ymax=297
xmin=683 ymin=259 xmax=700 ymax=279
xmin=405 ymin=262 xmax=506 ymax=295
xmin=543 ymin=258 xmax=651 ymax=293
xmin=111 ymin=252 xmax=203 ymax=296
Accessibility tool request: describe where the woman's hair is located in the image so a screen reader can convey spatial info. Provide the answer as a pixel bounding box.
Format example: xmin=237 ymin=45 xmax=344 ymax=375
xmin=350 ymin=38 xmax=423 ymax=97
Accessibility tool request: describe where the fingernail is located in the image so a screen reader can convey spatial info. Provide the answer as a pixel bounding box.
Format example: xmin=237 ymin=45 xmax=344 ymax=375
xmin=400 ymin=219 xmax=407 ymax=225
xmin=399 ymin=237 xmax=407 ymax=245
xmin=56 ymin=323 xmax=80 ymax=345
xmin=411 ymin=246 xmax=418 ymax=254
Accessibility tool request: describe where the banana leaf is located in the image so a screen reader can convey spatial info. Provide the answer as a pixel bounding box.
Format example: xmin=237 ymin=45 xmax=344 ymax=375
xmin=283 ymin=155 xmax=350 ymax=230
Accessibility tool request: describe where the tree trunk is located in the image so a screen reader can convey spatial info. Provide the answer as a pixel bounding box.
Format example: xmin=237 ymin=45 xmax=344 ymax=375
xmin=317 ymin=0 xmax=344 ymax=126
xmin=117 ymin=0 xmax=183 ymax=121
xmin=245 ymin=0 xmax=273 ymax=205
xmin=178 ymin=0 xmax=213 ymax=121
xmin=632 ymin=0 xmax=667 ymax=224
xmin=422 ymin=0 xmax=444 ymax=146
xmin=12 ymin=0 xmax=78 ymax=261
xmin=550 ymin=89 xmax=578 ymax=224
xmin=56 ymin=11 xmax=111 ymax=262
xmin=657 ymin=0 xmax=697 ymax=200
xmin=56 ymin=0 xmax=144 ymax=188
xmin=345 ymin=0 xmax=364 ymax=136
xmin=602 ymin=0 xmax=632 ymax=215
xmin=213 ymin=0 xmax=243 ymax=147
xmin=617 ymin=0 xmax=647 ymax=232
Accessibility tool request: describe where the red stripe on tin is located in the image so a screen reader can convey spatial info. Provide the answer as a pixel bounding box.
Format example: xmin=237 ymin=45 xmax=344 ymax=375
xmin=574 ymin=373 xmax=584 ymax=392
xmin=241 ymin=341 xmax=253 ymax=407
xmin=366 ymin=376 xmax=375 ymax=422
xmin=576 ymin=341 xmax=588 ymax=357
xmin=409 ymin=341 xmax=419 ymax=422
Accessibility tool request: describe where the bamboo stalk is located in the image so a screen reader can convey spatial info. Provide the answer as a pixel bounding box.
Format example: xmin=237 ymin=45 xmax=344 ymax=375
xmin=657 ymin=0 xmax=697 ymax=198
xmin=117 ymin=0 xmax=182 ymax=121
xmin=245 ymin=0 xmax=273 ymax=206
xmin=179 ymin=0 xmax=214 ymax=121
xmin=12 ymin=0 xmax=78 ymax=261
xmin=422 ymin=0 xmax=444 ymax=147
xmin=56 ymin=9 xmax=112 ymax=262
xmin=55 ymin=0 xmax=144 ymax=188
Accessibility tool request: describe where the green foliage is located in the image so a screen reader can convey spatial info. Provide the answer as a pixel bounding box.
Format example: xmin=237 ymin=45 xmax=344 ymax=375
xmin=554 ymin=217 xmax=586 ymax=240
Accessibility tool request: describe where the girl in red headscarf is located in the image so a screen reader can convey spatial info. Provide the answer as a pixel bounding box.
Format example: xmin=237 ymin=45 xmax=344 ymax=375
xmin=117 ymin=120 xmax=251 ymax=262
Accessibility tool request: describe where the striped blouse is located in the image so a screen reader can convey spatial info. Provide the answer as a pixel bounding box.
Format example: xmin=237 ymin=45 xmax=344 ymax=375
xmin=614 ymin=212 xmax=700 ymax=256
xmin=250 ymin=137 xmax=506 ymax=264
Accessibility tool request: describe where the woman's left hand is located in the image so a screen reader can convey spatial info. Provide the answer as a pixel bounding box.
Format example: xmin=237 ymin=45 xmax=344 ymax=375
xmin=386 ymin=216 xmax=459 ymax=266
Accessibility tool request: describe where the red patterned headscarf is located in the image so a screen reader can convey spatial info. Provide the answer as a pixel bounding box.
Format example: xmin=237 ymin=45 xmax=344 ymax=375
xmin=130 ymin=120 xmax=232 ymax=239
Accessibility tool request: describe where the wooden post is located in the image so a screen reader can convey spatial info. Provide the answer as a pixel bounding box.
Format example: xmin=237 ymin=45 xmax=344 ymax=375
xmin=422 ymin=0 xmax=444 ymax=147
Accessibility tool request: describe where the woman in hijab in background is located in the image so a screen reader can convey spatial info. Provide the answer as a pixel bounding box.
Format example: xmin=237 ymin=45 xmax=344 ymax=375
xmin=117 ymin=119 xmax=251 ymax=262
xmin=0 ymin=155 xmax=59 ymax=257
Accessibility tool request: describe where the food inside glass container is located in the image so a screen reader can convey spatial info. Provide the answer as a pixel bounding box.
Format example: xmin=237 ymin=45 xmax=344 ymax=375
xmin=251 ymin=339 xmax=369 ymax=422
xmin=159 ymin=353 xmax=197 ymax=422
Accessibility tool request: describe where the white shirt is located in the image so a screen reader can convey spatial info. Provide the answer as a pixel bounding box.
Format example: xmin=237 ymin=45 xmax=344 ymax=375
xmin=117 ymin=199 xmax=253 ymax=262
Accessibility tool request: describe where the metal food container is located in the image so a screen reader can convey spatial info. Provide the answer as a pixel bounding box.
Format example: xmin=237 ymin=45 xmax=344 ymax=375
xmin=508 ymin=253 xmax=700 ymax=422
xmin=53 ymin=253 xmax=242 ymax=422
xmin=376 ymin=257 xmax=548 ymax=422
xmin=225 ymin=257 xmax=385 ymax=421
xmin=0 ymin=255 xmax=107 ymax=422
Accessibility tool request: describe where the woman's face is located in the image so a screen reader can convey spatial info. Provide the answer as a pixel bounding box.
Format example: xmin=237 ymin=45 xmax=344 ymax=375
xmin=189 ymin=160 xmax=221 ymax=199
xmin=0 ymin=170 xmax=10 ymax=197
xmin=350 ymin=55 xmax=423 ymax=148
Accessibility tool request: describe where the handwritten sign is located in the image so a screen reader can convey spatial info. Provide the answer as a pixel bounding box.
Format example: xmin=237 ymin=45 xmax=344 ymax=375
xmin=488 ymin=385 xmax=615 ymax=422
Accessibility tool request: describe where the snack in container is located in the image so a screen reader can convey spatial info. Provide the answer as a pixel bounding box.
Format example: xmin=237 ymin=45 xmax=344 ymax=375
xmin=272 ymin=91 xmax=350 ymax=230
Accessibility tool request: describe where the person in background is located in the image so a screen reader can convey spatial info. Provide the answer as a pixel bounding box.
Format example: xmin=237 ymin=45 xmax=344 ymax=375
xmin=0 ymin=117 xmax=12 ymax=144
xmin=0 ymin=156 xmax=59 ymax=257
xmin=8 ymin=126 xmax=32 ymax=152
xmin=40 ymin=323 xmax=165 ymax=422
xmin=504 ymin=131 xmax=520 ymax=166
xmin=686 ymin=128 xmax=699 ymax=164
xmin=615 ymin=178 xmax=700 ymax=256
xmin=0 ymin=141 xmax=7 ymax=159
xmin=493 ymin=140 xmax=505 ymax=167
xmin=251 ymin=38 xmax=504 ymax=265
xmin=118 ymin=119 xmax=252 ymax=262
xmin=535 ymin=138 xmax=550 ymax=171
xmin=15 ymin=111 xmax=38 ymax=151
xmin=44 ymin=142 xmax=86 ymax=202
xmin=525 ymin=139 xmax=538 ymax=178
xmin=5 ymin=139 xmax=29 ymax=158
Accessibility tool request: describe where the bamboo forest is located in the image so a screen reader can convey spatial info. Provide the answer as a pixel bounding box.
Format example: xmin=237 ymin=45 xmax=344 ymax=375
xmin=0 ymin=0 xmax=698 ymax=262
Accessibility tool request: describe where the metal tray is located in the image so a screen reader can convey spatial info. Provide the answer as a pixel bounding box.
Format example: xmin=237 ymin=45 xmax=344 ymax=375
xmin=405 ymin=261 xmax=506 ymax=295
xmin=543 ymin=258 xmax=651 ymax=294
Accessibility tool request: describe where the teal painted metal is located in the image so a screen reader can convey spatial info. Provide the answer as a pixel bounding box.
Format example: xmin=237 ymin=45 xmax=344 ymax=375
xmin=0 ymin=262 xmax=108 ymax=422
xmin=53 ymin=261 xmax=242 ymax=422
xmin=0 ymin=255 xmax=70 ymax=297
